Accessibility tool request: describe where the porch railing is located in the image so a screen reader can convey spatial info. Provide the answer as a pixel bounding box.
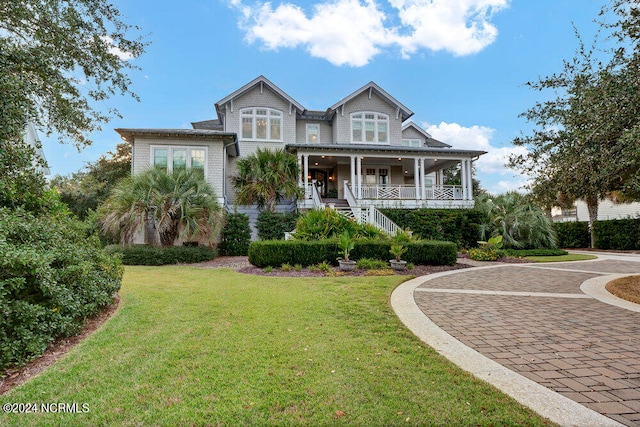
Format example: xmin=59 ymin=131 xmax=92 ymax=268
xmin=360 ymin=184 xmax=465 ymax=200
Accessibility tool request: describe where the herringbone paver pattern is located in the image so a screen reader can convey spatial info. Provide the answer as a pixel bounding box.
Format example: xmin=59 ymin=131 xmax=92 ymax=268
xmin=415 ymin=260 xmax=640 ymax=426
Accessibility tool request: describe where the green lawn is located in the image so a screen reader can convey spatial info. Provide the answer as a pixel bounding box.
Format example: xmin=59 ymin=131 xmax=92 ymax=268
xmin=525 ymin=254 xmax=598 ymax=262
xmin=0 ymin=267 xmax=552 ymax=426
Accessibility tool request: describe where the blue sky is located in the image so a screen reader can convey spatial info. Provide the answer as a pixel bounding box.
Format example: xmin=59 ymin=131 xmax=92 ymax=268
xmin=43 ymin=0 xmax=606 ymax=194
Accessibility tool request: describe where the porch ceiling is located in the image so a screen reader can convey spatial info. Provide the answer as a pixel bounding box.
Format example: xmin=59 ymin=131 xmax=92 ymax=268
xmin=304 ymin=154 xmax=459 ymax=173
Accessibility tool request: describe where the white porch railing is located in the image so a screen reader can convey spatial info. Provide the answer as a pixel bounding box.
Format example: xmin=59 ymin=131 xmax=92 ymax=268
xmin=341 ymin=181 xmax=401 ymax=236
xmin=360 ymin=184 xmax=465 ymax=200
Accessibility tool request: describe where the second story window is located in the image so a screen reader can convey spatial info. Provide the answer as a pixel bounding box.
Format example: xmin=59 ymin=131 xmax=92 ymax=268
xmin=241 ymin=108 xmax=283 ymax=141
xmin=351 ymin=112 xmax=389 ymax=144
xmin=306 ymin=124 xmax=319 ymax=143
xmin=402 ymin=139 xmax=422 ymax=147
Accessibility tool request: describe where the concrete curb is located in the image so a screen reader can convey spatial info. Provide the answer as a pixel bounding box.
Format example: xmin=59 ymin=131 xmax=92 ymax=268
xmin=391 ymin=267 xmax=624 ymax=427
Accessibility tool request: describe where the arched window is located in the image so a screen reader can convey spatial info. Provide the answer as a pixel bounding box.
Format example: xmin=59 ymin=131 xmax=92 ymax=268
xmin=240 ymin=108 xmax=283 ymax=141
xmin=351 ymin=112 xmax=389 ymax=144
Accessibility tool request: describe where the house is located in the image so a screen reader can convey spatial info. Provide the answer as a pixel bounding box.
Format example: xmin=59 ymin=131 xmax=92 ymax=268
xmin=116 ymin=76 xmax=486 ymax=237
xmin=553 ymin=199 xmax=640 ymax=222
xmin=24 ymin=123 xmax=50 ymax=175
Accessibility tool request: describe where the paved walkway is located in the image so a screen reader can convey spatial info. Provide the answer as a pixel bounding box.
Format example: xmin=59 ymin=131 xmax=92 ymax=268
xmin=391 ymin=252 xmax=640 ymax=427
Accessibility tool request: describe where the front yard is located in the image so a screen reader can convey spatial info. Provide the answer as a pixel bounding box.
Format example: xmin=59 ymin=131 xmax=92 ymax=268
xmin=0 ymin=267 xmax=552 ymax=426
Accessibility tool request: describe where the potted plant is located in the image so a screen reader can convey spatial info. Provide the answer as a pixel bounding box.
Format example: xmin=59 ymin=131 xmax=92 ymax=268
xmin=389 ymin=244 xmax=408 ymax=271
xmin=337 ymin=230 xmax=356 ymax=271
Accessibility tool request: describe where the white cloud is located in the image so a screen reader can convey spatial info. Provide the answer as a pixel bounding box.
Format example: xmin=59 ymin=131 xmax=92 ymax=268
xmin=101 ymin=36 xmax=135 ymax=61
xmin=232 ymin=0 xmax=508 ymax=67
xmin=424 ymin=121 xmax=531 ymax=194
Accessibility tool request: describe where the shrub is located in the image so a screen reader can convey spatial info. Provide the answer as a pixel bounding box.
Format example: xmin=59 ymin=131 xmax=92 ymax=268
xmin=381 ymin=208 xmax=485 ymax=248
xmin=0 ymin=208 xmax=123 ymax=370
xmin=256 ymin=210 xmax=299 ymax=240
xmin=292 ymin=208 xmax=385 ymax=240
xmin=469 ymin=247 xmax=499 ymax=261
xmin=356 ymin=258 xmax=389 ymax=270
xmin=220 ymin=213 xmax=251 ymax=255
xmin=105 ymin=245 xmax=216 ymax=265
xmin=248 ymin=239 xmax=457 ymax=267
xmin=553 ymin=221 xmax=590 ymax=248
xmin=593 ymin=218 xmax=640 ymax=250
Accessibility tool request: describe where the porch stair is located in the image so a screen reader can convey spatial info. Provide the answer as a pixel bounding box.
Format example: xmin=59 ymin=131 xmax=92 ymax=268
xmin=322 ymin=198 xmax=349 ymax=208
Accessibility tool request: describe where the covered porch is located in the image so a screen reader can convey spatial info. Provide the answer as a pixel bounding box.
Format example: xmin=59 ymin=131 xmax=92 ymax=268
xmin=287 ymin=144 xmax=485 ymax=210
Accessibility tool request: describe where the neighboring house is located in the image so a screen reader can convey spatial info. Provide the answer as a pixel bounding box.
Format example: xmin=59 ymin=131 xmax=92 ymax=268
xmin=553 ymin=200 xmax=640 ymax=222
xmin=24 ymin=123 xmax=50 ymax=175
xmin=116 ymin=76 xmax=486 ymax=237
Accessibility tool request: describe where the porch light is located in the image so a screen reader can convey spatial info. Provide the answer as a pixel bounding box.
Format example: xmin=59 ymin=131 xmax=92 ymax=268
xmin=314 ymin=162 xmax=318 ymax=166
xmin=404 ymin=170 xmax=408 ymax=174
xmin=321 ymin=155 xmax=325 ymax=158
xmin=329 ymin=176 xmax=333 ymax=181
xmin=398 ymin=157 xmax=402 ymax=161
xmin=434 ymin=159 xmax=438 ymax=162
xmin=307 ymin=175 xmax=311 ymax=179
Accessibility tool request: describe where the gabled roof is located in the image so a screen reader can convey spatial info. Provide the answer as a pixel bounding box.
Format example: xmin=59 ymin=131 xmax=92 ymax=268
xmin=214 ymin=75 xmax=305 ymax=116
xmin=402 ymin=122 xmax=451 ymax=148
xmin=328 ymin=82 xmax=413 ymax=121
xmin=191 ymin=119 xmax=223 ymax=130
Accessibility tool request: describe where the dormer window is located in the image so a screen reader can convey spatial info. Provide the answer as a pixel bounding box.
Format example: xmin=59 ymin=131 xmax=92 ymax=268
xmin=351 ymin=112 xmax=389 ymax=144
xmin=240 ymin=108 xmax=283 ymax=141
xmin=306 ymin=123 xmax=319 ymax=143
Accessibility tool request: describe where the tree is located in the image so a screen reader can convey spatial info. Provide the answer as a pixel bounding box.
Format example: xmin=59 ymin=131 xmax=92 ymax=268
xmin=442 ymin=164 xmax=485 ymax=197
xmin=100 ymin=168 xmax=224 ymax=247
xmin=51 ymin=143 xmax=131 ymax=219
xmin=509 ymin=3 xmax=640 ymax=247
xmin=0 ymin=0 xmax=146 ymax=149
xmin=232 ymin=148 xmax=303 ymax=212
xmin=475 ymin=192 xmax=557 ymax=249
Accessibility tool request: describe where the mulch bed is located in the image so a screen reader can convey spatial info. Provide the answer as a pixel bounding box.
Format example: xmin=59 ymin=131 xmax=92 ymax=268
xmin=237 ymin=262 xmax=473 ymax=277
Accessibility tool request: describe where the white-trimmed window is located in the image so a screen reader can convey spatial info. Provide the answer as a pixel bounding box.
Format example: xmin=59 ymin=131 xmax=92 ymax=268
xmin=151 ymin=146 xmax=207 ymax=178
xmin=351 ymin=112 xmax=389 ymax=144
xmin=402 ymin=139 xmax=422 ymax=147
xmin=240 ymin=108 xmax=283 ymax=141
xmin=306 ymin=123 xmax=319 ymax=144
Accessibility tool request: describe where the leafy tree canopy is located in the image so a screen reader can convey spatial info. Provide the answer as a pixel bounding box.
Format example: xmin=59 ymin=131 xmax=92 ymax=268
xmin=51 ymin=142 xmax=131 ymax=219
xmin=0 ymin=0 xmax=146 ymax=148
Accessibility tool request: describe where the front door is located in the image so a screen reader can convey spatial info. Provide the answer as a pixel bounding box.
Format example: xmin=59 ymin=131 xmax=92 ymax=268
xmin=309 ymin=169 xmax=327 ymax=198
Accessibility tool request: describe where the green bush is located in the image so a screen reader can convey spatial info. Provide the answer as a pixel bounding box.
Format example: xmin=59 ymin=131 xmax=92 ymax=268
xmin=0 ymin=208 xmax=123 ymax=370
xmin=469 ymin=247 xmax=499 ymax=261
xmin=381 ymin=208 xmax=485 ymax=248
xmin=248 ymin=239 xmax=457 ymax=267
xmin=256 ymin=210 xmax=299 ymax=240
xmin=105 ymin=245 xmax=217 ymax=265
xmin=248 ymin=240 xmax=338 ymax=268
xmin=293 ymin=208 xmax=386 ymax=240
xmin=593 ymin=218 xmax=640 ymax=250
xmin=553 ymin=222 xmax=590 ymax=248
xmin=220 ymin=213 xmax=251 ymax=256
xmin=356 ymin=258 xmax=389 ymax=270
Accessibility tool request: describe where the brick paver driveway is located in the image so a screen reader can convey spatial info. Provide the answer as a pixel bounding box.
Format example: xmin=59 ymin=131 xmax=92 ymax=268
xmin=402 ymin=254 xmax=640 ymax=426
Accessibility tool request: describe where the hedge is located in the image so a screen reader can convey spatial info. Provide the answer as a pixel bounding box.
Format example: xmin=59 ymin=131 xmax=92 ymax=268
xmin=256 ymin=211 xmax=299 ymax=240
xmin=553 ymin=222 xmax=590 ymax=249
xmin=0 ymin=208 xmax=122 ymax=370
xmin=380 ymin=208 xmax=485 ymax=248
xmin=105 ymin=245 xmax=217 ymax=265
xmin=248 ymin=239 xmax=457 ymax=267
xmin=593 ymin=218 xmax=640 ymax=250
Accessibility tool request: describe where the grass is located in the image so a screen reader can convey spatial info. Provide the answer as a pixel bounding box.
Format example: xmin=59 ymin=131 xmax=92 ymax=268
xmin=0 ymin=267 xmax=552 ymax=426
xmin=524 ymin=254 xmax=598 ymax=262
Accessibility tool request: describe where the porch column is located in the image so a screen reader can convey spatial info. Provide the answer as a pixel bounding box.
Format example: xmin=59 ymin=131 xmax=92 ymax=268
xmin=466 ymin=159 xmax=474 ymax=200
xmin=350 ymin=155 xmax=356 ymax=194
xmin=438 ymin=170 xmax=444 ymax=188
xmin=356 ymin=156 xmax=362 ymax=199
xmin=419 ymin=158 xmax=425 ymax=199
xmin=303 ymin=154 xmax=309 ymax=198
xmin=414 ymin=158 xmax=420 ymax=200
xmin=461 ymin=159 xmax=468 ymax=200
xmin=298 ymin=154 xmax=303 ymax=186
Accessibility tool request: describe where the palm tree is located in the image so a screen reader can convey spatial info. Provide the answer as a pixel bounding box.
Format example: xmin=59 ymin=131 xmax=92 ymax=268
xmin=232 ymin=148 xmax=302 ymax=212
xmin=100 ymin=168 xmax=224 ymax=247
xmin=475 ymin=192 xmax=557 ymax=249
